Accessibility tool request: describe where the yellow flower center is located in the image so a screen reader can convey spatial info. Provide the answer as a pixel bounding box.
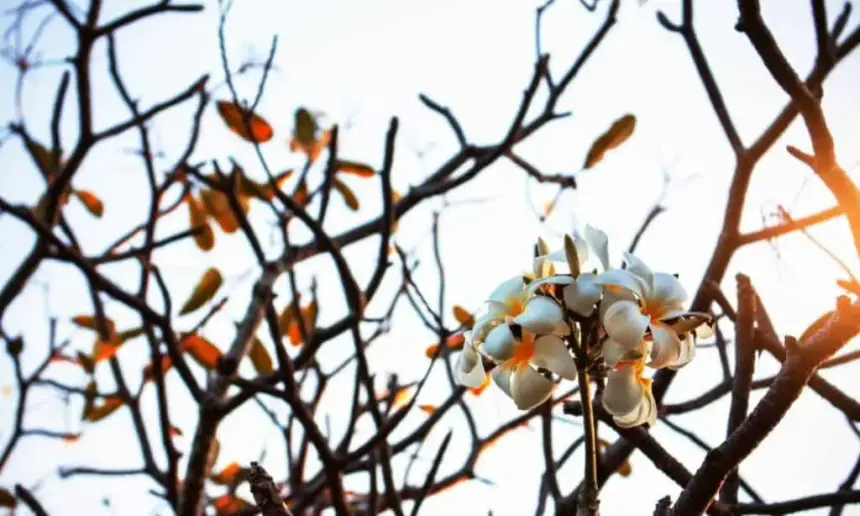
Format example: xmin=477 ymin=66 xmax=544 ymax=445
xmin=511 ymin=331 xmax=536 ymax=365
xmin=504 ymin=295 xmax=525 ymax=317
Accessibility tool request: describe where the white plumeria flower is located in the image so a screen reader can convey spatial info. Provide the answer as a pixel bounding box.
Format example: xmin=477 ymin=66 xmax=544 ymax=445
xmin=454 ymin=335 xmax=486 ymax=388
xmin=601 ymin=344 xmax=658 ymax=428
xmin=484 ymin=323 xmax=578 ymax=409
xmin=595 ymin=252 xmax=712 ymax=370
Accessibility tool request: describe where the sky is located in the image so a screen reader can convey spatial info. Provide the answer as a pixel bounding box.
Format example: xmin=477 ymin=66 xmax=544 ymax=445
xmin=1 ymin=0 xmax=860 ymax=514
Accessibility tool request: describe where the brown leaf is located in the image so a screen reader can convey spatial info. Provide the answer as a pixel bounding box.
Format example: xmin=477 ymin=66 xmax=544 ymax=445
xmin=0 ymin=488 xmax=15 ymax=508
xmin=287 ymin=300 xmax=317 ymax=346
xmin=216 ymin=100 xmax=273 ymax=143
xmin=83 ymin=395 xmax=124 ymax=422
xmin=185 ymin=193 xmax=215 ymax=251
xmin=74 ymin=189 xmax=104 ymax=217
xmin=199 ymin=188 xmax=241 ymax=234
xmin=332 ymin=178 xmax=359 ymax=210
xmin=419 ymin=404 xmax=436 ymax=414
xmin=452 ymin=305 xmax=475 ymax=327
xmin=76 ymin=352 xmax=95 ymax=375
xmin=181 ymin=333 xmax=222 ymax=370
xmin=583 ymin=114 xmax=636 ymax=169
xmin=799 ymin=310 xmax=835 ymax=343
xmin=27 ymin=139 xmax=54 ymax=176
xmin=294 ymin=108 xmax=317 ymax=145
xmin=91 ymin=333 xmax=123 ymax=363
xmin=336 ymin=159 xmax=375 ymax=178
xmin=118 ymin=327 xmax=145 ymax=341
xmin=72 ymin=315 xmax=116 ymax=334
xmin=179 ymin=268 xmax=223 ymax=315
xmin=170 ymin=425 xmax=183 ymax=437
xmin=248 ymin=337 xmax=273 ymax=375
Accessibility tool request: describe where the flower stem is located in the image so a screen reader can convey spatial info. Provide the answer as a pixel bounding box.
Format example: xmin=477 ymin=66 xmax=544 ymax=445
xmin=576 ymin=366 xmax=600 ymax=516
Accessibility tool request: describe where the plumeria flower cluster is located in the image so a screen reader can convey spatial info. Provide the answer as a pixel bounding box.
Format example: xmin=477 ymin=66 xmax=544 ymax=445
xmin=454 ymin=226 xmax=713 ymax=428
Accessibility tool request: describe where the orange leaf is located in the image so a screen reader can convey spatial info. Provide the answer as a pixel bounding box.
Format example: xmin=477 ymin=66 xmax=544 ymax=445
xmin=392 ymin=387 xmax=412 ymax=408
xmin=170 ymin=425 xmax=183 ymax=437
xmin=181 ymin=333 xmax=222 ymax=370
xmin=83 ymin=395 xmax=124 ymax=422
xmin=74 ymin=189 xmax=104 ymax=217
xmin=249 ymin=337 xmax=274 ymax=375
xmin=445 ymin=333 xmax=466 ymax=350
xmin=185 ymin=193 xmax=214 ymax=251
xmin=287 ymin=300 xmax=317 ymax=346
xmin=216 ymin=101 xmax=273 ymax=143
xmin=91 ymin=334 xmax=123 ymax=363
xmin=212 ymin=494 xmax=252 ymax=516
xmin=452 ymin=305 xmax=475 ymax=327
xmin=419 ymin=404 xmax=436 ymax=414
xmin=336 ymin=159 xmax=375 ymax=178
xmin=179 ymin=268 xmax=223 ymax=315
xmin=143 ymin=355 xmax=173 ymax=382
xmin=210 ymin=461 xmax=248 ymax=486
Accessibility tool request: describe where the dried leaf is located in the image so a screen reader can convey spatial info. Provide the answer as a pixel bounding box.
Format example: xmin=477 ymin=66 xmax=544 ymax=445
xmin=61 ymin=433 xmax=81 ymax=442
xmin=180 ymin=334 xmax=222 ymax=370
xmin=83 ymin=395 xmax=124 ymax=422
xmin=76 ymin=352 xmax=95 ymax=375
xmin=27 ymin=139 xmax=54 ymax=175
xmin=118 ymin=327 xmax=145 ymax=341
xmin=248 ymin=337 xmax=273 ymax=375
xmin=74 ymin=190 xmax=104 ymax=217
xmin=143 ymin=355 xmax=173 ymax=382
xmin=0 ymin=488 xmax=15 ymax=508
xmin=216 ymin=100 xmax=273 ymax=143
xmin=332 ymin=178 xmax=359 ymax=211
xmin=287 ymin=300 xmax=318 ymax=346
xmin=72 ymin=315 xmax=116 ymax=334
xmin=213 ymin=494 xmax=252 ymax=516
xmin=185 ymin=193 xmax=215 ymax=251
xmin=293 ymin=179 xmax=310 ymax=206
xmin=452 ymin=305 xmax=475 ymax=327
xmin=583 ymin=114 xmax=636 ymax=169
xmin=799 ymin=310 xmax=835 ymax=343
xmin=391 ymin=387 xmax=412 ymax=408
xmin=179 ymin=268 xmax=223 ymax=315
xmin=294 ymin=108 xmax=317 ymax=145
xmin=210 ymin=461 xmax=249 ymax=486
xmin=336 ymin=159 xmax=375 ymax=178
xmin=419 ymin=404 xmax=436 ymax=414
xmin=199 ymin=188 xmax=241 ymax=234
xmin=170 ymin=425 xmax=183 ymax=437
xmin=92 ymin=333 xmax=123 ymax=362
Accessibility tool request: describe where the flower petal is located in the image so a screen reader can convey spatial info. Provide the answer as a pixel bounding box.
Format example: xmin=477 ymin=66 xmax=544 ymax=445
xmin=492 ymin=364 xmax=513 ymax=396
xmin=601 ymin=339 xmax=642 ymax=367
xmin=584 ymin=225 xmax=610 ymax=271
xmin=510 ymin=363 xmax=555 ymax=410
xmin=694 ymin=320 xmax=715 ymax=340
xmin=614 ymin=384 xmax=658 ymax=428
xmin=602 ymin=365 xmax=644 ymax=417
xmin=669 ymin=332 xmax=696 ymax=370
xmin=455 ymin=344 xmax=486 ymax=388
xmin=594 ymin=269 xmax=647 ymax=299
xmin=513 ymin=296 xmax=565 ymax=335
xmin=621 ymin=252 xmax=654 ymax=295
xmin=532 ymin=335 xmax=578 ymax=380
xmin=648 ymin=322 xmax=681 ymax=369
xmin=563 ymin=273 xmax=603 ymax=316
xmin=484 ymin=300 xmax=511 ymax=318
xmin=489 ymin=276 xmax=524 ymax=304
xmin=652 ymin=272 xmax=687 ymax=313
xmin=602 ymin=299 xmax=649 ymax=348
xmin=524 ymin=274 xmax=574 ymax=297
xmin=484 ymin=324 xmax=516 ymax=361
xmin=471 ymin=313 xmax=503 ymax=345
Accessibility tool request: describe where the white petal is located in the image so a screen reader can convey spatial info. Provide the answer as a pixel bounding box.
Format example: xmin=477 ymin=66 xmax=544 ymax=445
xmin=492 ymin=365 xmax=513 ymax=396
xmin=510 ymin=363 xmax=555 ymax=410
xmin=601 ymin=339 xmax=642 ymax=367
xmin=532 ymin=335 xmax=578 ymax=380
xmin=570 ymin=231 xmax=591 ymax=267
xmin=484 ymin=324 xmax=517 ymax=361
xmin=525 ymin=274 xmax=574 ymax=297
xmin=602 ymin=299 xmax=649 ymax=348
xmin=471 ymin=313 xmax=503 ymax=345
xmin=614 ymin=385 xmax=658 ymax=428
xmin=694 ymin=320 xmax=715 ymax=340
xmin=602 ymin=365 xmax=644 ymax=417
xmin=669 ymin=332 xmax=696 ymax=370
xmin=563 ymin=273 xmax=603 ymax=316
xmin=621 ymin=252 xmax=655 ymax=295
xmin=651 ymin=272 xmax=687 ymax=314
xmin=484 ymin=300 xmax=511 ymax=318
xmin=489 ymin=276 xmax=524 ymax=304
xmin=663 ymin=312 xmax=713 ymax=334
xmin=584 ymin=225 xmax=610 ymax=271
xmin=594 ymin=269 xmax=647 ymax=299
xmin=455 ymin=345 xmax=486 ymax=388
xmin=513 ymin=296 xmax=564 ymax=334
xmin=648 ymin=322 xmax=681 ymax=369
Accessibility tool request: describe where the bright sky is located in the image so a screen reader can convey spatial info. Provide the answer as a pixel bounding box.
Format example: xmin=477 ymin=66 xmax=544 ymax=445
xmin=2 ymin=0 xmax=860 ymax=515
